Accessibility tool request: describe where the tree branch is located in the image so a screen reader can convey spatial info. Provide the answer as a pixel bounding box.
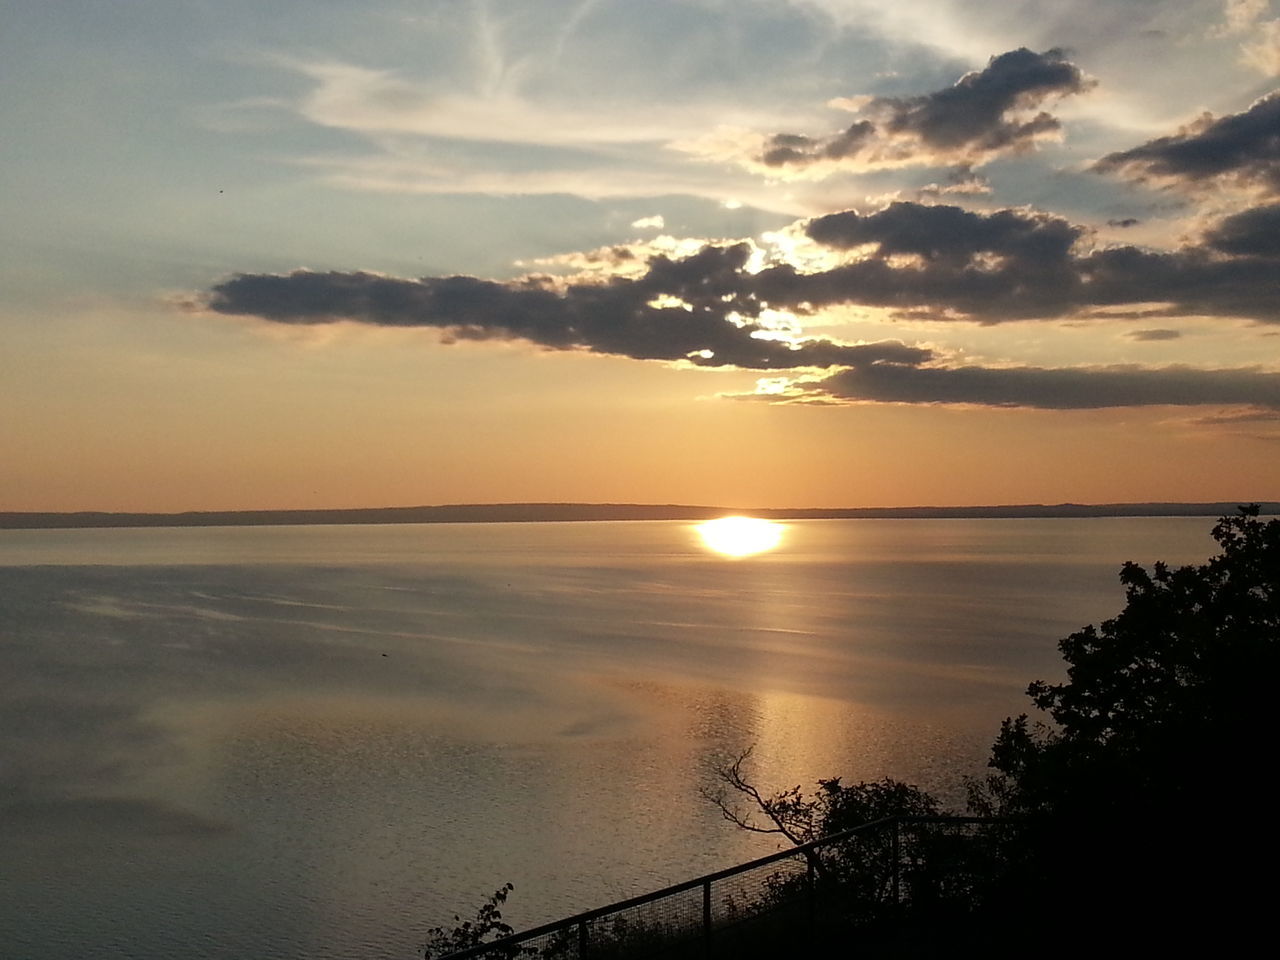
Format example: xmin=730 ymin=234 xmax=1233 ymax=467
xmin=699 ymin=746 xmax=813 ymax=847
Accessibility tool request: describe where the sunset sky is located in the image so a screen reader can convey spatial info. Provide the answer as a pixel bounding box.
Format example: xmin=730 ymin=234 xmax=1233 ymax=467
xmin=4 ymin=0 xmax=1279 ymax=512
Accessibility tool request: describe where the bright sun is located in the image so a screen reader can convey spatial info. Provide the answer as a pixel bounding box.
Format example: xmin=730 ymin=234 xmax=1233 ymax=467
xmin=696 ymin=516 xmax=785 ymax=557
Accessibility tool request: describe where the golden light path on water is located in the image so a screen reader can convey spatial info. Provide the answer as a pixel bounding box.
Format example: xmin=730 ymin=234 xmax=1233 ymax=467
xmin=695 ymin=516 xmax=785 ymax=557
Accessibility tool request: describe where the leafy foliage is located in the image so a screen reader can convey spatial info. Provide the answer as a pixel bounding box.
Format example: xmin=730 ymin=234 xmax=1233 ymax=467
xmin=422 ymin=884 xmax=531 ymax=960
xmin=817 ymin=776 xmax=939 ymax=834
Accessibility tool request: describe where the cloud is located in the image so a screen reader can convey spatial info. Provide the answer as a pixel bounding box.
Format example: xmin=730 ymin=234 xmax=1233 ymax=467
xmin=201 ymin=195 xmax=1280 ymax=416
xmin=1193 ymin=407 xmax=1280 ymax=425
xmin=204 ymin=196 xmax=1280 ymax=380
xmin=1202 ymin=202 xmax=1280 ymax=255
xmin=295 ymin=148 xmax=801 ymax=213
xmin=1093 ymin=92 xmax=1280 ymax=195
xmin=750 ymin=200 xmax=1280 ymax=323
xmin=203 ymin=254 xmax=934 ymax=372
xmin=1128 ymin=329 xmax=1182 ymax=341
xmin=917 ymin=167 xmax=992 ymax=197
xmin=791 ymin=362 xmax=1280 ymax=410
xmin=1215 ymin=0 xmax=1280 ymax=76
xmin=737 ymin=48 xmax=1092 ymax=176
xmin=805 ymin=201 xmax=1082 ymax=264
xmin=288 ymin=59 xmax=714 ymax=146
xmin=631 ymin=215 xmax=666 ymax=229
xmin=1219 ymin=0 xmax=1270 ymax=35
xmin=1242 ymin=20 xmax=1280 ymax=75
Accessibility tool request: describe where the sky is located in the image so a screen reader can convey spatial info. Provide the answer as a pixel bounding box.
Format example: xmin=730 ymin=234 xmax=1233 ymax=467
xmin=3 ymin=0 xmax=1279 ymax=512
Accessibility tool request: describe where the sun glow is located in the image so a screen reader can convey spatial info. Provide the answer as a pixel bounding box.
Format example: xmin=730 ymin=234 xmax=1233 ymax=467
xmin=696 ymin=516 xmax=785 ymax=557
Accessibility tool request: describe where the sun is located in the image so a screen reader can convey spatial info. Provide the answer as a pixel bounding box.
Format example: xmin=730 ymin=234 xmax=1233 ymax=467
xmin=695 ymin=516 xmax=785 ymax=557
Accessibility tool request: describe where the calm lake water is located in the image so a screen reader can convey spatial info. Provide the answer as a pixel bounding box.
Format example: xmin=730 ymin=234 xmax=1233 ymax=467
xmin=0 ymin=518 xmax=1221 ymax=959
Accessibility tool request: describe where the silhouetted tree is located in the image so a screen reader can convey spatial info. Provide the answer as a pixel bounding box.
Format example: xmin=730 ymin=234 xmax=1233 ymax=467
xmin=969 ymin=506 xmax=1279 ymax=952
xmin=702 ymin=746 xmax=938 ymax=847
xmin=702 ymin=745 xmax=939 ymax=908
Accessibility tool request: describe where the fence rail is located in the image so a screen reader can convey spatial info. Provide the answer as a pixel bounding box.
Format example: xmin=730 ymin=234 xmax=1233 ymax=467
xmin=438 ymin=816 xmax=1012 ymax=960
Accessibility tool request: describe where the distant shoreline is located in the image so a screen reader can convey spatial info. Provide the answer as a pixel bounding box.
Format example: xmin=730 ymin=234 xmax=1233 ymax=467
xmin=1 ymin=501 xmax=1275 ymax=530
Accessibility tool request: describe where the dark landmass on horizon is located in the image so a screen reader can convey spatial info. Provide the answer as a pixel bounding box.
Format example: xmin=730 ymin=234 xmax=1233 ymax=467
xmin=1 ymin=501 xmax=1275 ymax=530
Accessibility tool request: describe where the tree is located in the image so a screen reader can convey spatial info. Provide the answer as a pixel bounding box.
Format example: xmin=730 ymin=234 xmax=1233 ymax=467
xmin=702 ymin=746 xmax=938 ymax=844
xmin=702 ymin=745 xmax=939 ymax=904
xmin=969 ymin=506 xmax=1279 ymax=951
xmin=974 ymin=506 xmax=1278 ymax=811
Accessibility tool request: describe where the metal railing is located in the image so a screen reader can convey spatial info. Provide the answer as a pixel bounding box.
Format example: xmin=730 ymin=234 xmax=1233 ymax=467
xmin=438 ymin=816 xmax=1012 ymax=960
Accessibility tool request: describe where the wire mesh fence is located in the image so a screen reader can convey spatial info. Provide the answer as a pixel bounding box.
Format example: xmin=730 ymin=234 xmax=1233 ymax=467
xmin=437 ymin=816 xmax=1013 ymax=960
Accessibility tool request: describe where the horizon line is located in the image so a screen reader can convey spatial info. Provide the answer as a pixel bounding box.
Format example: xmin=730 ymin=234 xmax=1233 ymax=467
xmin=2 ymin=500 xmax=1275 ymax=531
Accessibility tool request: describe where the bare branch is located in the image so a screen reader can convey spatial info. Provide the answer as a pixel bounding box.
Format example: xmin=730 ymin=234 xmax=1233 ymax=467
xmin=700 ymin=746 xmax=814 ymax=847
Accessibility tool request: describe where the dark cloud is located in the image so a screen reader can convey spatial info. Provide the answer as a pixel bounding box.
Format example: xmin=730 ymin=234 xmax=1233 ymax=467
xmin=773 ymin=201 xmax=1280 ymax=323
xmin=205 ymin=251 xmax=933 ymax=372
xmin=806 ymin=201 xmax=1082 ymax=264
xmin=1128 ymin=329 xmax=1182 ymax=341
xmin=207 ymin=197 xmax=1280 ymax=378
xmin=760 ymin=121 xmax=875 ymax=166
xmin=1107 ymin=217 xmax=1140 ymax=228
xmin=1203 ymin=202 xmax=1280 ymax=256
xmin=1073 ymin=244 xmax=1279 ymax=320
xmin=805 ymin=363 xmax=1280 ymax=410
xmin=759 ymin=48 xmax=1091 ymax=171
xmin=874 ymin=47 xmax=1088 ymax=150
xmin=797 ymin=204 xmax=1086 ymax=324
xmin=1094 ymin=92 xmax=1280 ymax=194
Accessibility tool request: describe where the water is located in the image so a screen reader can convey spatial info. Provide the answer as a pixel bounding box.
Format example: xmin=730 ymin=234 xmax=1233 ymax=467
xmin=0 ymin=518 xmax=1219 ymax=958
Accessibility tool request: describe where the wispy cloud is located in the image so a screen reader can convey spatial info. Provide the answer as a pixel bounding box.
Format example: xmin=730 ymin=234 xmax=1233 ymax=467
xmin=287 ymin=59 xmax=711 ymax=146
xmin=1215 ymin=0 xmax=1280 ymax=76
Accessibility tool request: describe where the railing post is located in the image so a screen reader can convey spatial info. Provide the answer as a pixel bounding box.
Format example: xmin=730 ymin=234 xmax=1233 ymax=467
xmin=578 ymin=919 xmax=588 ymax=959
xmin=702 ymin=878 xmax=712 ymax=958
xmin=806 ymin=856 xmax=816 ymax=938
xmin=891 ymin=818 xmax=901 ymax=907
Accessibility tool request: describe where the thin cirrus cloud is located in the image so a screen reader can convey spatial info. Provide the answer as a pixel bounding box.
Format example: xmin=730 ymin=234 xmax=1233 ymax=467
xmin=685 ymin=48 xmax=1093 ymax=177
xmin=282 ymin=57 xmax=802 ymax=149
